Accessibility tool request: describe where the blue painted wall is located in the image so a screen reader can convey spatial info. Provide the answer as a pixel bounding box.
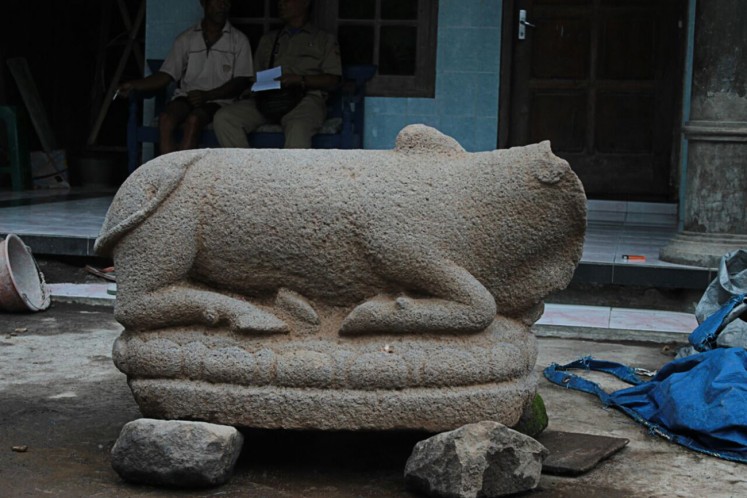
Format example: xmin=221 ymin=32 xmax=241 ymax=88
xmin=366 ymin=2 xmax=503 ymax=151
xmin=145 ymin=0 xmax=503 ymax=151
xmin=145 ymin=2 xmax=201 ymax=61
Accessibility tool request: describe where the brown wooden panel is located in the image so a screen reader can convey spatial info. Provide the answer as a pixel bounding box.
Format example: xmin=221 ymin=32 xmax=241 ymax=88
xmin=505 ymin=0 xmax=684 ymax=200
xmin=339 ymin=0 xmax=376 ymax=19
xmin=381 ymin=0 xmax=418 ymax=20
xmin=532 ymin=18 xmax=590 ymax=79
xmin=338 ymin=26 xmax=375 ymax=65
xmin=379 ymin=26 xmax=417 ymax=75
xmin=561 ymin=153 xmax=659 ymax=198
xmin=596 ymin=92 xmax=654 ymax=153
xmin=598 ymin=16 xmax=655 ymax=80
xmin=529 ymin=92 xmax=587 ymax=152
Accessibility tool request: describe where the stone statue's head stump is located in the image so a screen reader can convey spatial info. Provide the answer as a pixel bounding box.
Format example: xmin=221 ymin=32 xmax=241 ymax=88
xmin=96 ymin=125 xmax=586 ymax=431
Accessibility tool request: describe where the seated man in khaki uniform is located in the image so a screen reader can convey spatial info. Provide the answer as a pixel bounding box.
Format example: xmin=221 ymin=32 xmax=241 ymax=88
xmin=213 ymin=0 xmax=342 ymax=149
xmin=117 ymin=0 xmax=253 ymax=154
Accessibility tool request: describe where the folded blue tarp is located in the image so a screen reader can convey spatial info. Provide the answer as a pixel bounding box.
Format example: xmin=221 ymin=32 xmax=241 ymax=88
xmin=544 ymin=348 xmax=747 ymax=463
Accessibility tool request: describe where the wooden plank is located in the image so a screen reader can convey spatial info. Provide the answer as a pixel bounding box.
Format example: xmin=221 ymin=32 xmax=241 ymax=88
xmin=88 ymin=0 xmax=115 ymax=132
xmin=6 ymin=57 xmax=57 ymax=152
xmin=117 ymin=0 xmax=145 ymax=73
xmin=87 ymin=0 xmax=145 ymax=146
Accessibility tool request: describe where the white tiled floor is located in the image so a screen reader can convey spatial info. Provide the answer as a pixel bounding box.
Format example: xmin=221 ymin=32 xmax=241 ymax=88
xmin=582 ymin=200 xmax=700 ymax=269
xmin=47 ymin=283 xmax=115 ymax=302
xmin=46 ymin=284 xmax=699 ymax=335
xmin=0 ymin=196 xmax=695 ymax=267
xmin=0 ymin=197 xmax=110 ymax=238
xmin=537 ymin=303 xmax=697 ymax=334
xmin=7 ymin=194 xmax=703 ymax=337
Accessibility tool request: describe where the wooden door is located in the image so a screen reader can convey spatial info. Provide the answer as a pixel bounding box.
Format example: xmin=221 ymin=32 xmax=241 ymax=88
xmin=506 ymin=0 xmax=684 ymax=200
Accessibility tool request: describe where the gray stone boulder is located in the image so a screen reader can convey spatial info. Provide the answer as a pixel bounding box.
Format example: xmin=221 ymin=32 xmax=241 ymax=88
xmin=404 ymin=421 xmax=548 ymax=497
xmin=111 ymin=418 xmax=244 ymax=488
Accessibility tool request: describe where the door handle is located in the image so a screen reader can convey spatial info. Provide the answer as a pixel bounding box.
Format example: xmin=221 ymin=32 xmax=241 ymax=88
xmin=518 ymin=9 xmax=535 ymax=40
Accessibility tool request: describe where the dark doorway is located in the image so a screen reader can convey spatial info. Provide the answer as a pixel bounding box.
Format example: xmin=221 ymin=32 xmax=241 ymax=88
xmin=500 ymin=0 xmax=686 ymax=201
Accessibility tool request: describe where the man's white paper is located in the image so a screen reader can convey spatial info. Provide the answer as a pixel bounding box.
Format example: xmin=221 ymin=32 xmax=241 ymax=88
xmin=252 ymin=66 xmax=282 ymax=92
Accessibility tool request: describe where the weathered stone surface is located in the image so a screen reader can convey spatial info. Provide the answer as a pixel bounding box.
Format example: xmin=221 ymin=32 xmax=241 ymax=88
xmin=96 ymin=125 xmax=586 ymax=430
xmin=404 ymin=421 xmax=548 ymax=497
xmin=536 ymin=431 xmax=629 ymax=476
xmin=659 ymin=2 xmax=747 ymax=268
xmin=111 ymin=418 xmax=243 ymax=488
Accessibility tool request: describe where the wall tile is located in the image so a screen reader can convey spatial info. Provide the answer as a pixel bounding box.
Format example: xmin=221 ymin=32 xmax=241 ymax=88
xmin=147 ymin=1 xmax=198 ymax=25
xmin=439 ymin=1 xmax=474 ymax=28
xmin=473 ymin=0 xmax=503 ymax=28
xmin=365 ymin=114 xmax=411 ymax=150
xmin=439 ymin=117 xmax=477 ymax=151
xmin=406 ymin=115 xmax=442 ymax=129
xmin=475 ymin=27 xmax=502 ymax=68
xmin=367 ymin=97 xmax=402 ymax=116
xmin=407 ymin=98 xmax=438 ymax=116
xmin=474 ymin=73 xmax=500 ymax=117
xmin=438 ymin=27 xmax=501 ymax=73
xmin=474 ymin=116 xmax=499 ymax=151
xmin=438 ymin=73 xmax=478 ymax=116
xmin=146 ymin=3 xmax=200 ymax=58
xmin=439 ymin=28 xmax=479 ymax=71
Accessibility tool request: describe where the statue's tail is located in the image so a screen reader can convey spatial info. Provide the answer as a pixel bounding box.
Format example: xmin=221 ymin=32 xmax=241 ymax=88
xmin=94 ymin=152 xmax=206 ymax=256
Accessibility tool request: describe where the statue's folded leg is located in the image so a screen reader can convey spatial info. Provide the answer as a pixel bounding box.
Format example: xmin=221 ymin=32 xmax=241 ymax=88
xmin=115 ymin=285 xmax=288 ymax=334
xmin=340 ymin=256 xmax=496 ymax=335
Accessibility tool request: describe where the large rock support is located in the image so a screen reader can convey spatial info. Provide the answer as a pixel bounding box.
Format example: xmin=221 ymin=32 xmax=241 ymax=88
xmin=111 ymin=419 xmax=243 ymax=487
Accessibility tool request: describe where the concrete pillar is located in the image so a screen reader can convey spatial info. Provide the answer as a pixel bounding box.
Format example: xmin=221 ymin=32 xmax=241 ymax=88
xmin=660 ymin=0 xmax=747 ymax=268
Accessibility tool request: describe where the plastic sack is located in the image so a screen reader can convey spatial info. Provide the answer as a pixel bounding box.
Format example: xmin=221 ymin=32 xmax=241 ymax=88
xmin=696 ymin=249 xmax=747 ymax=348
xmin=689 ymin=293 xmax=746 ymax=352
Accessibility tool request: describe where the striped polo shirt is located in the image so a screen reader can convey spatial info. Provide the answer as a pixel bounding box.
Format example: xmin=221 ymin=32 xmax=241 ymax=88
xmin=160 ymin=21 xmax=253 ymax=105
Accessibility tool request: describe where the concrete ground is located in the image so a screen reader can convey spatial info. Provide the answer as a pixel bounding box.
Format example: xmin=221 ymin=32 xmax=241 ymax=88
xmin=1 ymin=302 xmax=745 ymax=498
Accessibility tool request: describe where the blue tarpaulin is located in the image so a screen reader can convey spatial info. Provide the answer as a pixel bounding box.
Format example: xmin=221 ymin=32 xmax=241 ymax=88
xmin=544 ymin=348 xmax=747 ymax=463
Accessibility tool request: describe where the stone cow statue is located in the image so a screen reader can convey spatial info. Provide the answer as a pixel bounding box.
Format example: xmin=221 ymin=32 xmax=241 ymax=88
xmin=96 ymin=125 xmax=585 ymax=336
xmin=96 ymin=125 xmax=586 ymax=431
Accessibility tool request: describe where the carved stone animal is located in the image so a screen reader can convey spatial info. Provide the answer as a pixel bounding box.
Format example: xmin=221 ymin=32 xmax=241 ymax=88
xmin=96 ymin=125 xmax=585 ymax=337
xmin=96 ymin=125 xmax=586 ymax=431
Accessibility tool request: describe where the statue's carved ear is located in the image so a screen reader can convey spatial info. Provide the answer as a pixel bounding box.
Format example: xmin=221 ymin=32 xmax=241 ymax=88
xmin=394 ymin=125 xmax=465 ymax=155
xmin=529 ymin=141 xmax=571 ymax=185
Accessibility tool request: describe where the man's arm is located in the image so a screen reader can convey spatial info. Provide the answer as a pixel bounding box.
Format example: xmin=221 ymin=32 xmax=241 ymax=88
xmin=277 ymin=31 xmax=342 ymax=91
xmin=117 ymin=72 xmax=173 ymax=97
xmin=186 ymin=76 xmax=252 ymax=107
xmin=276 ymin=73 xmax=340 ymax=91
xmin=280 ymin=31 xmax=342 ymax=92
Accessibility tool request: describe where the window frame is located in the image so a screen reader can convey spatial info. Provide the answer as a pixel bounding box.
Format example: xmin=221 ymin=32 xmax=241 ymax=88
xmin=231 ymin=0 xmax=438 ymax=98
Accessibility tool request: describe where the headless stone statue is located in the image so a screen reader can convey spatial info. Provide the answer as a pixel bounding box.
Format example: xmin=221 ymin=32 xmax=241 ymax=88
xmin=96 ymin=125 xmax=586 ymax=431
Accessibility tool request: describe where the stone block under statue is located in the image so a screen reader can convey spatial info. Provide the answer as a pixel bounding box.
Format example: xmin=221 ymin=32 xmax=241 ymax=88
xmin=95 ymin=125 xmax=587 ymax=431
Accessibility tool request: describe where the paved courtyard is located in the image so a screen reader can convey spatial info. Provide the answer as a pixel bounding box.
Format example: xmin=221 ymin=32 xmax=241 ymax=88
xmin=1 ymin=302 xmax=744 ymax=497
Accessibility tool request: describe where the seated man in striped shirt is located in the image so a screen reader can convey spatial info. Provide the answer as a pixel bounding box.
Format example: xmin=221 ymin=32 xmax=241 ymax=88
xmin=117 ymin=0 xmax=252 ymax=154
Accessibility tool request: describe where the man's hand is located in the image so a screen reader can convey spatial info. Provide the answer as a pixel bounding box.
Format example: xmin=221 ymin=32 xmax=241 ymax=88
xmin=187 ymin=90 xmax=209 ymax=107
xmin=275 ymin=73 xmax=340 ymax=91
xmin=116 ymin=72 xmax=173 ymax=98
xmin=116 ymin=82 xmax=136 ymax=98
xmin=275 ymin=73 xmax=304 ymax=88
